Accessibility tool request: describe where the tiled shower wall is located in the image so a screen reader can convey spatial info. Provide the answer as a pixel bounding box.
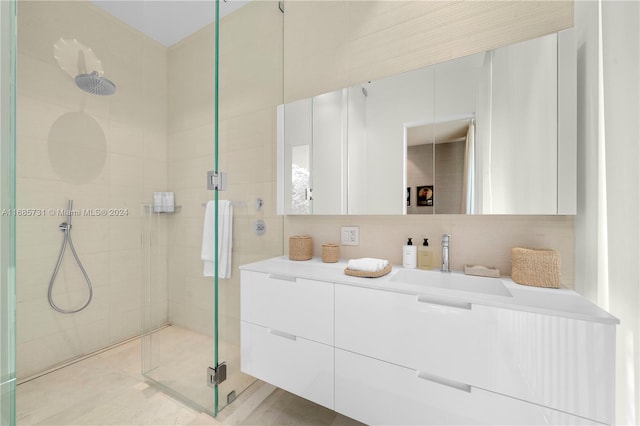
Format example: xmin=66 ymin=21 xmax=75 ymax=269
xmin=16 ymin=1 xmax=168 ymax=378
xmin=166 ymin=2 xmax=284 ymax=343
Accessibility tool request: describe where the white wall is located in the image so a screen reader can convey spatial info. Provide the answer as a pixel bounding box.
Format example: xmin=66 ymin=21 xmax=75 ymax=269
xmin=575 ymin=1 xmax=640 ymax=423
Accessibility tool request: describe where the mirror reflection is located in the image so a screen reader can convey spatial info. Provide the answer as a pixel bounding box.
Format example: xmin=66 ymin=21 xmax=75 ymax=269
xmin=278 ymin=31 xmax=573 ymax=215
xmin=407 ymin=118 xmax=473 ymax=214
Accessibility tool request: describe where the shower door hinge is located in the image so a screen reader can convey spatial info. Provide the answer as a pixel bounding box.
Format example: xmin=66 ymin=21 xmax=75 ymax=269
xmin=207 ymin=362 xmax=227 ymax=388
xmin=207 ymin=171 xmax=227 ymax=191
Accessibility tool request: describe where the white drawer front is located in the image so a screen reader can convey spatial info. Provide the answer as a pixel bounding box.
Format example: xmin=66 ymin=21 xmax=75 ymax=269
xmin=241 ymin=321 xmax=334 ymax=410
xmin=335 ymin=349 xmax=603 ymax=426
xmin=335 ymin=284 xmax=614 ymax=424
xmin=241 ymin=270 xmax=334 ymax=345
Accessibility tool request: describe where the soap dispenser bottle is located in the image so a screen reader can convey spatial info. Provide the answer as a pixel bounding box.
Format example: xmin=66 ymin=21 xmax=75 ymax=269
xmin=418 ymin=238 xmax=434 ymax=270
xmin=403 ymin=238 xmax=417 ymax=269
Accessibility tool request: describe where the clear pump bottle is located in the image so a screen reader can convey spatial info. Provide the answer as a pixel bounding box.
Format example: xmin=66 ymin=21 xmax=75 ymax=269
xmin=418 ymin=238 xmax=434 ymax=270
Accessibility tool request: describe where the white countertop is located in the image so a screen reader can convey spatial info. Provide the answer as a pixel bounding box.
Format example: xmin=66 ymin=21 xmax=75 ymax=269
xmin=240 ymin=256 xmax=619 ymax=325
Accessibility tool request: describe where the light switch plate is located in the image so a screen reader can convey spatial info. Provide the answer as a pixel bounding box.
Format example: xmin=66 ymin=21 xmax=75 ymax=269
xmin=340 ymin=226 xmax=359 ymax=246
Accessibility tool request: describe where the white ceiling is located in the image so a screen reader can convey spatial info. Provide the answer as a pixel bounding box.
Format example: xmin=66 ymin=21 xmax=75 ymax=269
xmin=90 ymin=0 xmax=250 ymax=47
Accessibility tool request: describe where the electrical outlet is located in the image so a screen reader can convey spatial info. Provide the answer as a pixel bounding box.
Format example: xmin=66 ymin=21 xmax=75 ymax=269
xmin=340 ymin=226 xmax=359 ymax=246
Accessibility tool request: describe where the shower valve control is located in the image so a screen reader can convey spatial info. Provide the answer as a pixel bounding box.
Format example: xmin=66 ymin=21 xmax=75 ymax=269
xmin=254 ymin=219 xmax=266 ymax=236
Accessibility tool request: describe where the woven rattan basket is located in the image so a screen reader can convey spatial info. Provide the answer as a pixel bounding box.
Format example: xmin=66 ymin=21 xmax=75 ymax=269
xmin=289 ymin=235 xmax=313 ymax=261
xmin=344 ymin=263 xmax=392 ymax=278
xmin=321 ymin=243 xmax=340 ymax=263
xmin=511 ymin=247 xmax=560 ymax=288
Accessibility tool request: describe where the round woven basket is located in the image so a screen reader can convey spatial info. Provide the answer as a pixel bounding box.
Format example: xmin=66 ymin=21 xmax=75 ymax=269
xmin=289 ymin=235 xmax=313 ymax=261
xmin=321 ymin=243 xmax=340 ymax=263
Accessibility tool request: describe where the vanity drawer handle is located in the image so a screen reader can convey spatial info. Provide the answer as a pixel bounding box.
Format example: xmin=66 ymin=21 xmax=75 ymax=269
xmin=267 ymin=328 xmax=297 ymax=341
xmin=416 ymin=295 xmax=471 ymax=310
xmin=416 ymin=370 xmax=471 ymax=393
xmin=268 ymin=274 xmax=297 ymax=282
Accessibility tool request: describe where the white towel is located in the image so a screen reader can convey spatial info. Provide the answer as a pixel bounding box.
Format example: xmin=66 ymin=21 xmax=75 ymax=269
xmin=346 ymin=258 xmax=389 ymax=272
xmin=201 ymin=200 xmax=233 ymax=278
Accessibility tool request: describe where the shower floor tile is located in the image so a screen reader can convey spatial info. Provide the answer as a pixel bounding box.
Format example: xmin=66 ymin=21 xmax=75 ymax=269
xmin=15 ymin=325 xmax=362 ymax=426
xmin=16 ymin=337 xmax=203 ymax=425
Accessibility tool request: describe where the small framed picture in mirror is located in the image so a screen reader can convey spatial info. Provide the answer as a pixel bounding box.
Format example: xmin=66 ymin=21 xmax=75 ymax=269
xmin=417 ymin=186 xmax=433 ymax=206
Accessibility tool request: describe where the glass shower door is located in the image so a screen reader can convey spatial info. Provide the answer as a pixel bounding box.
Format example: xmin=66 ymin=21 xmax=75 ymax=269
xmin=0 ymin=0 xmax=16 ymax=424
xmin=141 ymin=0 xmax=284 ymax=417
xmin=213 ymin=0 xmax=284 ymax=415
xmin=140 ymin=0 xmax=218 ymax=413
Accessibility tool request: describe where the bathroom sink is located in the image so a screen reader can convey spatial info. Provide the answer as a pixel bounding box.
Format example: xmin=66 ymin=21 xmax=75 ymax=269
xmin=390 ymin=269 xmax=513 ymax=297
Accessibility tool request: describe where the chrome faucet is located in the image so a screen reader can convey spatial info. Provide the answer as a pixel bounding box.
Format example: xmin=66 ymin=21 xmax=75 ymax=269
xmin=441 ymin=234 xmax=451 ymax=272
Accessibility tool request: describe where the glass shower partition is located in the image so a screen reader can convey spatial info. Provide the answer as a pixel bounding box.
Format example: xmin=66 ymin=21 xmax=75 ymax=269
xmin=0 ymin=0 xmax=16 ymax=424
xmin=214 ymin=0 xmax=285 ymax=413
xmin=141 ymin=0 xmax=284 ymax=417
xmin=140 ymin=0 xmax=219 ymax=414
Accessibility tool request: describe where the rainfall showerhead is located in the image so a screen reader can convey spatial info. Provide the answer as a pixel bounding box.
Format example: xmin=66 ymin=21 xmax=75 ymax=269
xmin=74 ymin=71 xmax=116 ymax=96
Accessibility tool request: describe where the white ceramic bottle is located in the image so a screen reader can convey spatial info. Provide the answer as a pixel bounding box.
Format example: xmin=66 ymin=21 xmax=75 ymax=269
xmin=402 ymin=238 xmax=417 ymax=269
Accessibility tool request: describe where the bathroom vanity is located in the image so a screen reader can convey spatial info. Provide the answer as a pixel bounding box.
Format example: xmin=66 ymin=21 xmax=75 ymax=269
xmin=240 ymin=257 xmax=618 ymax=425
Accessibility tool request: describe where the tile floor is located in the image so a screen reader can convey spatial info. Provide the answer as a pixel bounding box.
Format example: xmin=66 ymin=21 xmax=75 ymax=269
xmin=241 ymin=389 xmax=363 ymax=426
xmin=16 ymin=326 xmax=362 ymax=426
xmin=141 ymin=325 xmax=255 ymax=415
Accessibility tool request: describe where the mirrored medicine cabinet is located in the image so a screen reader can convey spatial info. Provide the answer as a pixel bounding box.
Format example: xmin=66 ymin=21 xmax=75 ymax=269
xmin=277 ymin=29 xmax=576 ymax=215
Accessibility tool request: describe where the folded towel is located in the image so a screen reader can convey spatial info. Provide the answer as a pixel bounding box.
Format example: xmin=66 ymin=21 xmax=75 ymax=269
xmin=347 ymin=258 xmax=389 ymax=272
xmin=201 ymin=200 xmax=233 ymax=279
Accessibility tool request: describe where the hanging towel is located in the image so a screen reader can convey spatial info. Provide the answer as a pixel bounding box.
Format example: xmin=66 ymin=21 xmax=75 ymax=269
xmin=201 ymin=200 xmax=233 ymax=279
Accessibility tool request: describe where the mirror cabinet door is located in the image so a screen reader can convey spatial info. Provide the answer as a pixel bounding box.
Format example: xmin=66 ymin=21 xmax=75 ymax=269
xmin=312 ymin=89 xmax=347 ymax=215
xmin=431 ymin=53 xmax=483 ymax=214
xmin=282 ymin=98 xmax=312 ymax=215
xmin=278 ymin=30 xmax=575 ymax=216
xmin=350 ymin=65 xmax=435 ymax=215
xmin=480 ymin=33 xmax=558 ymax=214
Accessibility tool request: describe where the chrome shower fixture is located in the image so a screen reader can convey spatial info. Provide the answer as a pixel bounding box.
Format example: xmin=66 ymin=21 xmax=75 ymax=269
xmin=48 ymin=199 xmax=94 ymax=314
xmin=74 ymin=70 xmax=116 ymax=96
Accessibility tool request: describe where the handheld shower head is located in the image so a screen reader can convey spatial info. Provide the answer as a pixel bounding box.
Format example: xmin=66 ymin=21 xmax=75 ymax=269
xmin=74 ymin=71 xmax=116 ymax=96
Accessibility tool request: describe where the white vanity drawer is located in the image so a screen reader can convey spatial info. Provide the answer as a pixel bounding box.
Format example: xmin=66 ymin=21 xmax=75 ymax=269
xmin=241 ymin=321 xmax=333 ymax=409
xmin=240 ymin=270 xmax=334 ymax=345
xmin=335 ymin=284 xmax=615 ymax=424
xmin=335 ymin=349 xmax=603 ymax=426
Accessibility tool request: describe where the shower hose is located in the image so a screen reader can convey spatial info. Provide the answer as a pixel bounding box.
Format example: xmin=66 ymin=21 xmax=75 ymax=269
xmin=47 ymin=199 xmax=93 ymax=314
